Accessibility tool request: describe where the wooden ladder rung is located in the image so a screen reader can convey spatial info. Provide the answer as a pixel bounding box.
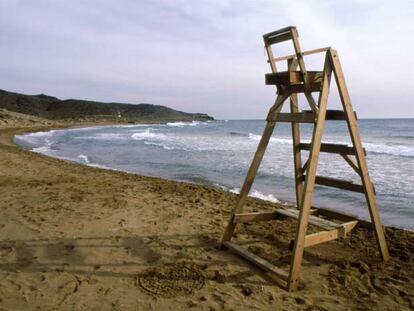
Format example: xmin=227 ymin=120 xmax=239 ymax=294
xmin=223 ymin=241 xmax=289 ymax=281
xmin=303 ymin=220 xmax=358 ymax=248
xmin=312 ymin=176 xmax=365 ymax=193
xmin=234 ymin=209 xmax=337 ymax=230
xmin=267 ymin=110 xmax=353 ymax=123
xmin=274 ymin=208 xmax=341 ymax=230
xmin=302 ymin=109 xmax=358 ymax=120
xmin=299 ymin=142 xmax=366 ymax=156
xmin=278 ymin=83 xmax=322 ymax=94
xmin=267 ymin=112 xmax=315 ymax=123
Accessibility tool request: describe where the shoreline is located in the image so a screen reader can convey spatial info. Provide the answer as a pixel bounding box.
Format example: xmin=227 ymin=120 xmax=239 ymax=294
xmin=0 ymin=119 xmax=413 ymax=310
xmin=12 ymin=122 xmax=410 ymax=232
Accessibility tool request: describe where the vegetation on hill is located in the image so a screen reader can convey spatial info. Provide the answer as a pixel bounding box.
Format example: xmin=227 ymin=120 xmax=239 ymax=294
xmin=0 ymin=89 xmax=214 ymax=122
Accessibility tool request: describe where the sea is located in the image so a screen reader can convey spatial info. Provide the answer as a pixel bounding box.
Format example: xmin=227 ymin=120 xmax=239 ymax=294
xmin=14 ymin=119 xmax=414 ymax=230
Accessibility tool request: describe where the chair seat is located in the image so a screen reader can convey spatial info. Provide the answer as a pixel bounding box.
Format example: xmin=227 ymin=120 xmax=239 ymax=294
xmin=265 ymin=71 xmax=323 ymax=85
xmin=265 ymin=71 xmax=323 ymax=93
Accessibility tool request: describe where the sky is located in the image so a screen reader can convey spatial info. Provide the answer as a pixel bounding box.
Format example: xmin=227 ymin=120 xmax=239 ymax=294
xmin=0 ymin=0 xmax=413 ymax=119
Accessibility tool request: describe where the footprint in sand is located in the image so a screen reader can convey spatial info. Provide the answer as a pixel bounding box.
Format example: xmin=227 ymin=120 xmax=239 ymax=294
xmin=122 ymin=237 xmax=161 ymax=263
xmin=0 ymin=245 xmax=13 ymax=257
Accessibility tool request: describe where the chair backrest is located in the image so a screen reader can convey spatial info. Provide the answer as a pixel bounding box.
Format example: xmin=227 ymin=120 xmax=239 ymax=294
xmin=263 ymin=26 xmax=302 ymax=74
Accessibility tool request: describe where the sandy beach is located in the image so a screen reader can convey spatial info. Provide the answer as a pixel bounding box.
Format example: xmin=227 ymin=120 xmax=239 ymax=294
xmin=0 ymin=112 xmax=413 ymax=310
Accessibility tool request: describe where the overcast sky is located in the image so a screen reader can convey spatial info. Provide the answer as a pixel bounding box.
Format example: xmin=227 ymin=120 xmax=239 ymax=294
xmin=1 ymin=0 xmax=413 ymax=119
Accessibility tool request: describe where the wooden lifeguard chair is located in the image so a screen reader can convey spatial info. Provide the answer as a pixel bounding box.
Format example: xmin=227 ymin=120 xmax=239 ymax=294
xmin=221 ymin=26 xmax=389 ymax=291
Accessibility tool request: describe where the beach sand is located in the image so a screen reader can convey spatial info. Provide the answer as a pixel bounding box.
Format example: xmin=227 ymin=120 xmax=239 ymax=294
xmin=0 ymin=112 xmax=413 ymax=310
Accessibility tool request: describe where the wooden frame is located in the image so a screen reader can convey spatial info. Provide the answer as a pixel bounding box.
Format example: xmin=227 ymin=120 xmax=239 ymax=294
xmin=221 ymin=26 xmax=389 ymax=292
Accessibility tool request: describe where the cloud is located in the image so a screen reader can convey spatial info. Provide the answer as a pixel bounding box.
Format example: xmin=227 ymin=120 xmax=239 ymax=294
xmin=0 ymin=0 xmax=413 ymax=118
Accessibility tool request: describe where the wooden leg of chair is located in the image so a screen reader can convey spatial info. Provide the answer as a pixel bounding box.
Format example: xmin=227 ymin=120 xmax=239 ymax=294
xmin=221 ymin=95 xmax=288 ymax=244
xmin=329 ymin=49 xmax=389 ymax=261
xmin=287 ymin=57 xmax=332 ymax=291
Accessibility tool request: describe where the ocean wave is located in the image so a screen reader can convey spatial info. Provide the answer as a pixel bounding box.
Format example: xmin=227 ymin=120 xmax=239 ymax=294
xmin=23 ymin=130 xmax=57 ymax=137
xmin=248 ymin=133 xmax=414 ymax=157
xmin=364 ymin=142 xmax=414 ymax=157
xmin=248 ymin=133 xmax=293 ymax=145
xmin=389 ymin=135 xmax=414 ymax=140
xmin=14 ymin=130 xmax=58 ymax=148
xmin=220 ymin=186 xmax=280 ymax=203
xmin=32 ymin=138 xmax=56 ymax=155
xmin=250 ymin=190 xmax=280 ymax=203
xmin=229 ymin=131 xmax=248 ymax=137
xmin=32 ymin=145 xmax=53 ymax=155
xmin=131 ymin=128 xmax=167 ymax=140
xmin=166 ymin=121 xmax=203 ymax=127
xmin=77 ymin=154 xmax=90 ymax=163
xmin=143 ymin=141 xmax=176 ymax=150
xmin=76 ymin=133 xmax=128 ymax=141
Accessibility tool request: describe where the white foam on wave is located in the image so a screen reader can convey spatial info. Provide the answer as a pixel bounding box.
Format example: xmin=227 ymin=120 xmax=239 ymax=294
xmin=75 ymin=133 xmax=127 ymax=141
xmin=143 ymin=141 xmax=176 ymax=150
xmin=364 ymin=142 xmax=414 ymax=157
xmin=30 ymin=138 xmax=56 ymax=156
xmin=24 ymin=130 xmax=57 ymax=137
xmin=15 ymin=130 xmax=57 ymax=147
xmin=248 ymin=133 xmax=293 ymax=145
xmin=131 ymin=128 xmax=167 ymax=140
xmin=248 ymin=133 xmax=414 ymax=157
xmin=32 ymin=144 xmax=53 ymax=155
xmin=77 ymin=154 xmax=90 ymax=163
xmin=166 ymin=121 xmax=203 ymax=127
xmin=250 ymin=190 xmax=280 ymax=203
xmin=228 ymin=187 xmax=280 ymax=203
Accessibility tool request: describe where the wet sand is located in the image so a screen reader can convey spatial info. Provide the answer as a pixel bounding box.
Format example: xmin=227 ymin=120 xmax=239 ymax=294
xmin=0 ymin=112 xmax=413 ymax=310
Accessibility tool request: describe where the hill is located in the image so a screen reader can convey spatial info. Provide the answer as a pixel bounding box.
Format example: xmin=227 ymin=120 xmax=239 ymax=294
xmin=0 ymin=89 xmax=214 ymax=122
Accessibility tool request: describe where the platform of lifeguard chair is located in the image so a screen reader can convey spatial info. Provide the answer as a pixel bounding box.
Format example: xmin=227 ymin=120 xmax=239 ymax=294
xmin=265 ymin=71 xmax=323 ymax=93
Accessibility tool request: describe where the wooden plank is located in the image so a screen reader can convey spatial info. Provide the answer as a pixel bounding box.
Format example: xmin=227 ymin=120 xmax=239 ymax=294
xmin=288 ymin=59 xmax=304 ymax=210
xmin=264 ymin=39 xmax=278 ymax=74
xmin=299 ymin=142 xmax=366 ymax=156
xmin=288 ymin=51 xmax=333 ymax=292
xmin=233 ymin=209 xmax=342 ymax=231
xmin=301 ymin=160 xmax=309 ymax=174
xmin=324 ymin=110 xmax=351 ymax=120
xmin=267 ymin=112 xmax=315 ymax=123
xmin=233 ymin=211 xmax=278 ymax=223
xmin=277 ymin=83 xmax=322 ymax=94
xmin=269 ymin=47 xmax=331 ymax=62
xmin=329 ymin=49 xmax=389 ymax=261
xmin=314 ymin=206 xmax=379 ymax=229
xmin=274 ymin=208 xmax=340 ymax=230
xmin=312 ymin=206 xmax=358 ymax=222
xmin=313 ymin=175 xmax=364 ymax=193
xmin=267 ymin=110 xmax=352 ymax=123
xmin=263 ymin=26 xmax=295 ymax=40
xmin=266 ymin=32 xmax=293 ymax=45
xmin=224 ymin=242 xmax=289 ymax=281
xmin=302 ymin=109 xmax=357 ymax=120
xmin=263 ymin=27 xmax=294 ymax=45
xmin=303 ymin=229 xmax=339 ymax=248
xmin=265 ymin=71 xmax=323 ymax=85
xmin=303 ymin=220 xmax=358 ymax=248
xmin=341 ymin=220 xmax=359 ymax=234
xmin=290 ymin=28 xmax=318 ymax=113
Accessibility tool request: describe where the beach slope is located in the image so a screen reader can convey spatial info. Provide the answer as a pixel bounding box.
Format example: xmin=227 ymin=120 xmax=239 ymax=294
xmin=0 ymin=114 xmax=413 ymax=310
